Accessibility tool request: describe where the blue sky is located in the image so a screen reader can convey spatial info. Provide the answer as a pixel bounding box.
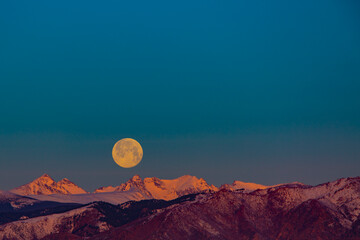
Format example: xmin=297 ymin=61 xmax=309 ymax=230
xmin=1 ymin=0 xmax=360 ymax=191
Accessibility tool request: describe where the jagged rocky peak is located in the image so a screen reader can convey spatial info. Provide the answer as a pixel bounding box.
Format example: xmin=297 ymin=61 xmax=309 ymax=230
xmin=1 ymin=176 xmax=360 ymax=240
xmin=129 ymin=175 xmax=142 ymax=182
xmin=144 ymin=176 xmax=161 ymax=183
xmin=93 ymin=174 xmax=218 ymax=200
xmin=9 ymin=174 xmax=87 ymax=196
xmin=58 ymin=178 xmax=74 ymax=184
xmin=35 ymin=173 xmax=56 ymax=182
xmin=40 ymin=173 xmax=51 ymax=179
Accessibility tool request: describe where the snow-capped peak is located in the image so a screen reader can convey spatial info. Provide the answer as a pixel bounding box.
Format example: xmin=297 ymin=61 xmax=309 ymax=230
xmin=94 ymin=175 xmax=218 ymax=200
xmin=10 ymin=174 xmax=87 ymax=196
xmin=36 ymin=173 xmax=56 ymax=183
xmin=58 ymin=178 xmax=74 ymax=185
xmin=219 ymin=179 xmax=307 ymax=192
xmin=130 ymin=175 xmax=142 ymax=182
xmin=40 ymin=173 xmax=52 ymax=179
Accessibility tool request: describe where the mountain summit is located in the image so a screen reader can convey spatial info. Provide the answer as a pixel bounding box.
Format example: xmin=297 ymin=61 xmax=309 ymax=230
xmin=219 ymin=180 xmax=306 ymax=192
xmin=94 ymin=175 xmax=218 ymax=200
xmin=1 ymin=176 xmax=359 ymax=240
xmin=10 ymin=174 xmax=87 ymax=196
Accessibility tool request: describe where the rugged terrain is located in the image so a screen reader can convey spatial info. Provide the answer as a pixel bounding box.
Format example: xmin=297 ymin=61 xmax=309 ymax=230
xmin=10 ymin=174 xmax=87 ymax=196
xmin=0 ymin=175 xmax=359 ymax=239
xmin=94 ymin=174 xmax=218 ymax=200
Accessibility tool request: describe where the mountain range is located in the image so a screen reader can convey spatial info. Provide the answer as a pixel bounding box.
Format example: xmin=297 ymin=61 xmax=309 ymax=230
xmin=10 ymin=174 xmax=88 ymax=196
xmin=1 ymin=174 xmax=359 ymax=239
xmin=8 ymin=174 xmax=219 ymax=204
xmin=7 ymin=173 xmax=299 ymax=200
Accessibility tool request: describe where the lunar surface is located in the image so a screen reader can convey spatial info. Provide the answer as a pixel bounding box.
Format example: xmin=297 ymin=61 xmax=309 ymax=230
xmin=112 ymin=138 xmax=143 ymax=168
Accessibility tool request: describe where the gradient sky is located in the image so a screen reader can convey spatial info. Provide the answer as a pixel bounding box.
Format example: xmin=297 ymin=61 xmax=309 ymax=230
xmin=1 ymin=0 xmax=360 ymax=191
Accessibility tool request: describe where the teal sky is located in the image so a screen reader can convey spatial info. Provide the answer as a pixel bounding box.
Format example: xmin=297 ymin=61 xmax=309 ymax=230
xmin=1 ymin=0 xmax=360 ymax=191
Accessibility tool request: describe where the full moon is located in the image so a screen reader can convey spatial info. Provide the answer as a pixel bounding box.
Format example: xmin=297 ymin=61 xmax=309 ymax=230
xmin=112 ymin=138 xmax=143 ymax=168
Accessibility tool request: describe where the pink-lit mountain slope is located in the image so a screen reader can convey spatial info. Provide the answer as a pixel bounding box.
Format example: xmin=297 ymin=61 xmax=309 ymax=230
xmin=94 ymin=175 xmax=218 ymax=200
xmin=1 ymin=176 xmax=359 ymax=240
xmin=10 ymin=174 xmax=87 ymax=195
xmin=93 ymin=176 xmax=360 ymax=240
xmin=220 ymin=180 xmax=306 ymax=192
xmin=10 ymin=174 xmax=218 ymax=204
xmin=0 ymin=190 xmax=39 ymax=211
xmin=9 ymin=174 xmax=307 ymax=205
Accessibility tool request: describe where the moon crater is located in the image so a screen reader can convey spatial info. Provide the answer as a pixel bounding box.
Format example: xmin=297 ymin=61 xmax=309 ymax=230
xmin=112 ymin=138 xmax=143 ymax=168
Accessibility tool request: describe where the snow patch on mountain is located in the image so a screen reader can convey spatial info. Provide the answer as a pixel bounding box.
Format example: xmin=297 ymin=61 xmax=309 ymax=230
xmin=0 ymin=204 xmax=109 ymax=240
xmin=94 ymin=175 xmax=218 ymax=200
xmin=220 ymin=180 xmax=306 ymax=192
xmin=0 ymin=190 xmax=39 ymax=210
xmin=29 ymin=189 xmax=150 ymax=205
xmin=1 ymin=176 xmax=360 ymax=240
